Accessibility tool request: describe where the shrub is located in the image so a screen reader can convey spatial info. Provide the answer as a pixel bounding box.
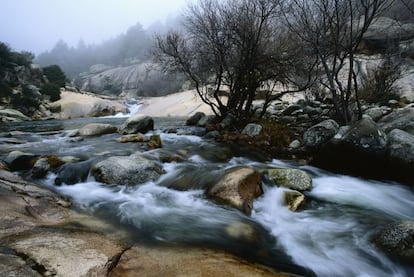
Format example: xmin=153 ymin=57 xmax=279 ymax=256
xmin=43 ymin=65 xmax=66 ymax=87
xmin=41 ymin=83 xmax=61 ymax=101
xmin=359 ymin=58 xmax=401 ymax=105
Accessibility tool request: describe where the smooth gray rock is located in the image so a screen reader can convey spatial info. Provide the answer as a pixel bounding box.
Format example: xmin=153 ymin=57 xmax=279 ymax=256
xmin=303 ymin=119 xmax=339 ymax=148
xmin=388 ymin=129 xmax=414 ymax=163
xmin=197 ymin=115 xmax=217 ymax=127
xmin=92 ymin=155 xmax=164 ymax=186
xmin=241 ymin=123 xmax=263 ymax=137
xmin=338 ymin=117 xmax=387 ymax=152
xmin=119 ymin=114 xmax=154 ymax=134
xmin=364 ymin=107 xmax=386 ymax=121
xmin=0 ymin=109 xmax=31 ymax=122
xmin=379 ymin=107 xmax=414 ymax=135
xmin=55 ymin=160 xmax=92 ymax=185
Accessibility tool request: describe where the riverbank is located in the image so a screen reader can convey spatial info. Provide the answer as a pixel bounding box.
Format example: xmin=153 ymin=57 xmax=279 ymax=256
xmin=0 ymin=169 xmax=291 ymax=277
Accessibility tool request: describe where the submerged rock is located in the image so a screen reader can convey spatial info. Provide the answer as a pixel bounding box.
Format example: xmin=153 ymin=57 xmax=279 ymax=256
xmin=118 ymin=133 xmax=146 ymax=143
xmin=55 ymin=160 xmax=92 ymax=185
xmin=147 ymin=134 xmax=162 ymax=149
xmin=78 ymin=123 xmax=118 ymax=137
xmin=267 ymin=168 xmax=312 ymax=191
xmin=92 ymin=155 xmax=164 ymax=186
xmin=119 ymin=114 xmax=154 ymax=134
xmin=207 ymin=166 xmax=263 ymax=215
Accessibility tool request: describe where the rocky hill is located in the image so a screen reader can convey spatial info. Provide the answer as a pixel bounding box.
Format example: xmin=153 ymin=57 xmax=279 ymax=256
xmin=74 ymin=61 xmax=187 ymax=98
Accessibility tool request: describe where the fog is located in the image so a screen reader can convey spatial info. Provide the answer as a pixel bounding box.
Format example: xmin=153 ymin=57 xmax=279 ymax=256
xmin=0 ymin=0 xmax=191 ymax=54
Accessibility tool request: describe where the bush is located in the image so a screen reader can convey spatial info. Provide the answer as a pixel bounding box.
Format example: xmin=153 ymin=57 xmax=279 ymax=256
xmin=10 ymin=85 xmax=41 ymax=115
xmin=41 ymin=83 xmax=61 ymax=101
xmin=359 ymin=58 xmax=401 ymax=105
xmin=43 ymin=65 xmax=66 ymax=87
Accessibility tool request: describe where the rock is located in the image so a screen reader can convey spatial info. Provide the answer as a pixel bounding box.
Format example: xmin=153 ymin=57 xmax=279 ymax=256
xmin=186 ymin=112 xmax=205 ymax=126
xmin=55 ymin=160 xmax=92 ymax=185
xmin=0 ymin=252 xmax=42 ymax=277
xmin=303 ymin=106 xmax=322 ymax=116
xmin=0 ymin=108 xmax=31 ymax=122
xmin=11 ymin=234 xmax=119 ymax=277
xmin=92 ymin=155 xmax=164 ymax=186
xmin=387 ymin=129 xmax=414 ymax=163
xmin=224 ymin=221 xmax=260 ymax=242
xmin=373 ymin=220 xmax=414 ymax=263
xmin=207 ymin=166 xmax=263 ymax=215
xmin=241 ymin=123 xmax=263 ymax=137
xmin=267 ymin=168 xmax=312 ymax=191
xmin=31 ymin=158 xmax=50 ymax=178
xmin=387 ymin=99 xmax=400 ymax=108
xmin=0 ymin=160 xmax=9 ymax=171
xmin=52 ymin=91 xmax=127 ymax=120
xmin=118 ymin=133 xmax=146 ymax=143
xmin=204 ymin=130 xmax=220 ymax=139
xmin=147 ymin=134 xmax=162 ymax=149
xmin=119 ymin=114 xmax=154 ymax=134
xmin=78 ymin=123 xmax=118 ymax=137
xmin=282 ymin=104 xmax=302 ymax=116
xmin=364 ymin=107 xmax=386 ymax=121
xmin=289 ymin=139 xmax=301 ymax=149
xmin=4 ymin=151 xmax=37 ymax=171
xmin=303 ymin=119 xmax=339 ymax=148
xmin=219 ymin=113 xmax=237 ymax=129
xmin=109 ymin=245 xmax=294 ymax=277
xmin=336 ymin=117 xmax=387 ymax=153
xmin=141 ymin=149 xmax=184 ymax=163
xmin=284 ymin=190 xmax=306 ymax=212
xmin=197 ymin=115 xmax=217 ymax=127
xmin=363 ymin=17 xmax=414 ymax=51
xmin=379 ymin=107 xmax=414 ymax=135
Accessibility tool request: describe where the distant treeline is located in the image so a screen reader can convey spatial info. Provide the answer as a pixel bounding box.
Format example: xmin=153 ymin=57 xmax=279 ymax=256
xmin=35 ymin=19 xmax=178 ymax=79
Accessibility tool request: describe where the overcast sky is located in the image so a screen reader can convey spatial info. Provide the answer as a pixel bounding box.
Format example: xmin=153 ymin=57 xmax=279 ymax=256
xmin=0 ymin=0 xmax=192 ymax=54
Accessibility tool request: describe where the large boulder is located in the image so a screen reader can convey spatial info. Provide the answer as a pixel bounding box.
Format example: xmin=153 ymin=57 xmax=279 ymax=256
xmin=119 ymin=114 xmax=154 ymax=134
xmin=310 ymin=117 xmax=401 ymax=182
xmin=54 ymin=160 xmax=93 ymax=185
xmin=267 ymin=168 xmax=312 ymax=191
xmin=335 ymin=117 xmax=387 ymax=153
xmin=388 ymin=129 xmax=414 ymax=163
xmin=378 ymin=107 xmax=414 ymax=135
xmin=77 ymin=123 xmax=117 ymax=137
xmin=303 ymin=119 xmax=339 ymax=148
xmin=373 ymin=220 xmax=414 ymax=264
xmin=207 ymin=166 xmax=263 ymax=215
xmin=91 ymin=155 xmax=164 ymax=186
xmin=197 ymin=115 xmax=217 ymax=127
xmin=186 ymin=112 xmax=205 ymax=126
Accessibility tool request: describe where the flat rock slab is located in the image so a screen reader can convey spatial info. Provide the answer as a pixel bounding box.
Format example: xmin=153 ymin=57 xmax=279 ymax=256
xmin=109 ymin=246 xmax=292 ymax=277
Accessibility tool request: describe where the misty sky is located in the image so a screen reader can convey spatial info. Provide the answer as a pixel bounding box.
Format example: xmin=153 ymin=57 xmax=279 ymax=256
xmin=0 ymin=0 xmax=192 ymax=54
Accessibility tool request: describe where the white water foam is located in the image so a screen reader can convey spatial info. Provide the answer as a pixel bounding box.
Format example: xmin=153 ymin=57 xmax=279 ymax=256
xmin=252 ymin=181 xmax=410 ymax=277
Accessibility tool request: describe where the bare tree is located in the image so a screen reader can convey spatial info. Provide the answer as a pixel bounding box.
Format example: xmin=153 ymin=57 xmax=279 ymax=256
xmin=154 ymin=0 xmax=310 ymax=121
xmin=284 ymin=0 xmax=393 ymax=124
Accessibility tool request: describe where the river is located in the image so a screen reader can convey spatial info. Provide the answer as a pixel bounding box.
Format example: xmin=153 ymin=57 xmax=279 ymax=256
xmin=0 ymin=116 xmax=413 ymax=277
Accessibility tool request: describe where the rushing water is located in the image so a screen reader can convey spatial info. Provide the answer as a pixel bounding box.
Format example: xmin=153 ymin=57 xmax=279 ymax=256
xmin=1 ymin=117 xmax=413 ymax=277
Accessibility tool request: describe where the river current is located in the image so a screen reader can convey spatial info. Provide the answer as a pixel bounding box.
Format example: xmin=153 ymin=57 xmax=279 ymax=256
xmin=0 ymin=115 xmax=413 ymax=277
